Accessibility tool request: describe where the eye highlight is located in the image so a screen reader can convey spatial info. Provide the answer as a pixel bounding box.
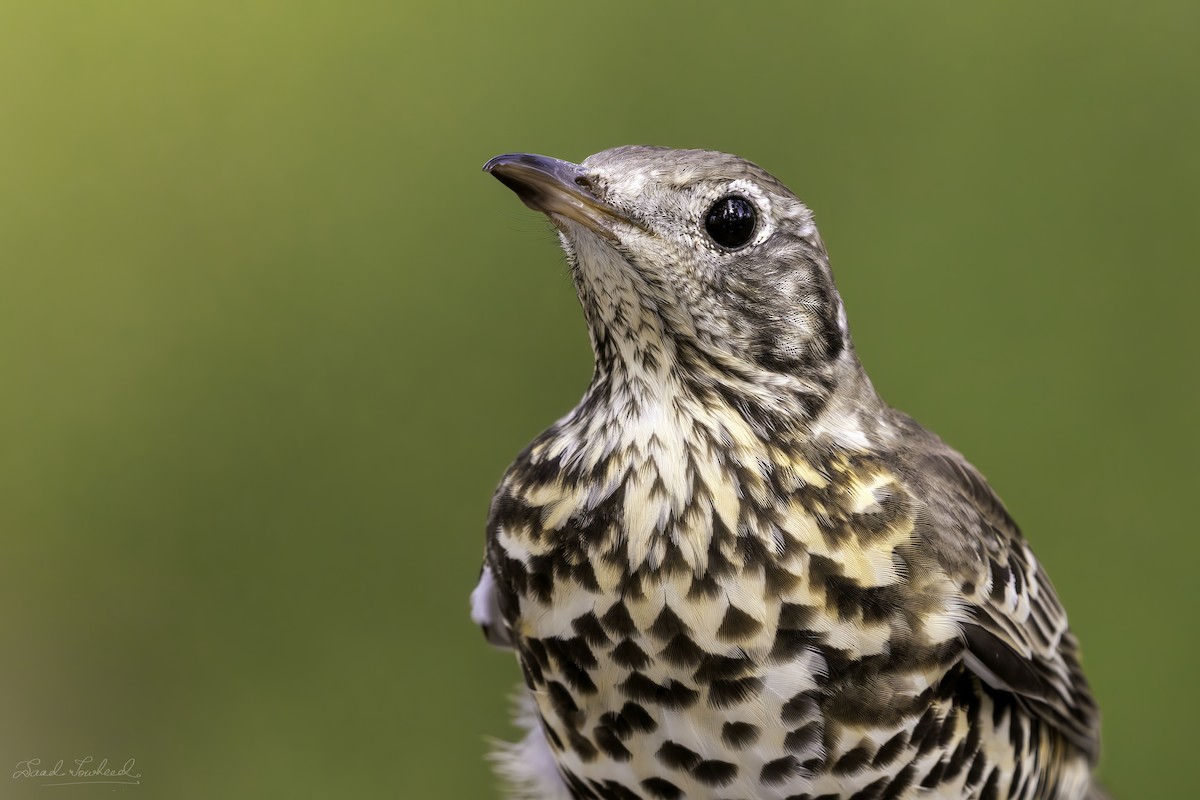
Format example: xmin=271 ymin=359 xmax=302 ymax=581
xmin=704 ymin=195 xmax=757 ymax=250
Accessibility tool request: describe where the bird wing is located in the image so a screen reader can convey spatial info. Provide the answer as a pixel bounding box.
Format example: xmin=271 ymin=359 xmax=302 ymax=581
xmin=471 ymin=563 xmax=515 ymax=649
xmin=906 ymin=437 xmax=1101 ymax=763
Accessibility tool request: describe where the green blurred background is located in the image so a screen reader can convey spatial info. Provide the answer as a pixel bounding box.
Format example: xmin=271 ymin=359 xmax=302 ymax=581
xmin=1 ymin=2 xmax=1196 ymax=798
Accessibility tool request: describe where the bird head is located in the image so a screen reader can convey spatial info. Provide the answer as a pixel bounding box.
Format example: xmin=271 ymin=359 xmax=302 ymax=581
xmin=485 ymin=146 xmax=860 ymax=414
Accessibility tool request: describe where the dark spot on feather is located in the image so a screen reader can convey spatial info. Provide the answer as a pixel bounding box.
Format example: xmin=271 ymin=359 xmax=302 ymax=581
xmin=770 ymin=628 xmax=819 ymax=661
xmin=686 ymin=571 xmax=722 ymax=600
xmin=989 ymin=560 xmax=1010 ymax=602
xmin=640 ymin=777 xmax=682 ymax=800
xmin=572 ymin=612 xmax=611 ymax=646
xmin=620 ymin=702 xmax=657 ymax=733
xmin=880 ymin=765 xmax=915 ymax=800
xmin=518 ymin=657 xmax=539 ymax=689
xmin=942 ymin=739 xmax=970 ymax=780
xmin=721 ymin=721 xmax=760 ymax=749
xmin=779 ymin=602 xmax=817 ymax=629
xmin=612 ymin=639 xmax=651 ymax=670
xmin=568 ymin=729 xmax=597 ymax=761
xmin=649 ymin=606 xmax=690 ymax=640
xmin=848 ymin=776 xmax=889 ymax=800
xmin=919 ymin=758 xmax=946 ymax=788
xmin=872 ymin=730 xmax=908 ymax=768
xmin=656 ymin=741 xmax=701 ymax=771
xmin=620 ymin=672 xmax=698 ymax=709
xmin=782 ymin=693 xmax=820 ymax=724
xmin=979 ymin=768 xmax=1000 ymax=800
xmin=785 ymin=722 xmax=822 ymax=753
xmin=832 ymin=744 xmax=872 ymax=776
xmin=598 ymin=711 xmax=633 ymax=740
xmin=693 ymin=759 xmax=738 ymax=787
xmin=594 ymin=725 xmax=631 ymax=761
xmin=707 ymin=676 xmax=763 ymax=708
xmin=760 ymin=756 xmax=801 ymax=786
xmin=601 ymin=602 xmax=637 ymax=637
xmin=693 ymin=653 xmax=752 ymax=683
xmin=660 ymin=634 xmax=705 ymax=667
xmin=591 ymin=778 xmax=641 ymax=800
xmin=546 ymin=680 xmax=580 ymax=723
xmin=937 ymin=707 xmax=958 ymax=747
xmin=965 ymin=750 xmax=986 ymax=787
xmin=717 ymin=605 xmax=763 ymax=640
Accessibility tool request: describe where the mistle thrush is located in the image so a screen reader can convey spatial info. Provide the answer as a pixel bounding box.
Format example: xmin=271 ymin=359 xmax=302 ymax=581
xmin=471 ymin=147 xmax=1106 ymax=800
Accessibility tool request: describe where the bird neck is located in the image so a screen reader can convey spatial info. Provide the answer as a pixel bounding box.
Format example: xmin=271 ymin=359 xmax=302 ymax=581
xmin=575 ymin=296 xmax=865 ymax=447
xmin=568 ymin=231 xmax=846 ymax=429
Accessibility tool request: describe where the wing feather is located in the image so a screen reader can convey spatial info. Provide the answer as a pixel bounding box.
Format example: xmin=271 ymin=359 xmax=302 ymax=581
xmin=899 ymin=427 xmax=1101 ymax=763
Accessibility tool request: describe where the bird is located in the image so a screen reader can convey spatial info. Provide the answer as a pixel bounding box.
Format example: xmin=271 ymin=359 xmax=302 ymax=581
xmin=472 ymin=146 xmax=1106 ymax=800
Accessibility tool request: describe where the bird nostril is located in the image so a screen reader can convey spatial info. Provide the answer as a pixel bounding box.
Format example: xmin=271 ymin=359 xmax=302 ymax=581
xmin=574 ymin=175 xmax=594 ymax=190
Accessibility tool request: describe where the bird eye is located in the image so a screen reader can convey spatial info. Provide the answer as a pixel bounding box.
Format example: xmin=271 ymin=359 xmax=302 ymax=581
xmin=704 ymin=195 xmax=757 ymax=250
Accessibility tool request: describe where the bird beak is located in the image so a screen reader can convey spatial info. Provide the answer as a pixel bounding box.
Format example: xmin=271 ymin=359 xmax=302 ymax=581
xmin=483 ymin=153 xmax=639 ymax=241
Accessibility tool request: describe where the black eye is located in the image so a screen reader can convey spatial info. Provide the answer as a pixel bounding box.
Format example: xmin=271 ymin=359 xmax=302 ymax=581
xmin=704 ymin=195 xmax=757 ymax=249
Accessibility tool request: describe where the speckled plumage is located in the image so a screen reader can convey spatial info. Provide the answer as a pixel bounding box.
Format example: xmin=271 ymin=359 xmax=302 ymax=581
xmin=473 ymin=147 xmax=1105 ymax=800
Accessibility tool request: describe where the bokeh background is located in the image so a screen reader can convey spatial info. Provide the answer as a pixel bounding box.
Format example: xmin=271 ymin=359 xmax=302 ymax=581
xmin=1 ymin=2 xmax=1196 ymax=798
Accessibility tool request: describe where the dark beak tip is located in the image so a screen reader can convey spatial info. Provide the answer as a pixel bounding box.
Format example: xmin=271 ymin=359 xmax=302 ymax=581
xmin=483 ymin=152 xmax=583 ymax=180
xmin=482 ymin=154 xmax=512 ymax=174
xmin=483 ymin=152 xmax=548 ymax=175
